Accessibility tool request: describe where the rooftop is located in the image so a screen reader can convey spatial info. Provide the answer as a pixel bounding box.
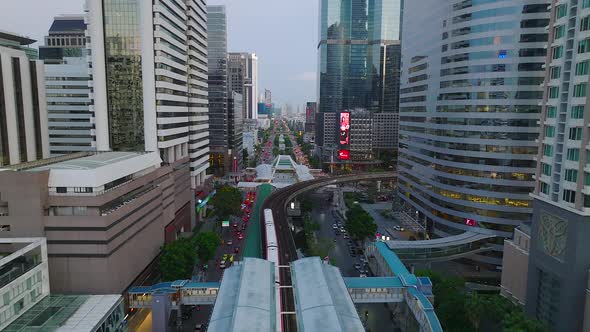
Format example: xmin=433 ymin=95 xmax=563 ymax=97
xmin=4 ymin=152 xmax=162 ymax=189
xmin=49 ymin=16 xmax=86 ymax=33
xmin=208 ymin=258 xmax=276 ymax=332
xmin=4 ymin=294 xmax=122 ymax=332
xmin=291 ymin=257 xmax=364 ymax=332
xmin=0 ymin=30 xmax=35 ymax=45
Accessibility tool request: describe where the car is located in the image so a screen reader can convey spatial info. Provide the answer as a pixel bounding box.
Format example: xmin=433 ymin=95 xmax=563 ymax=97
xmin=359 ymin=257 xmax=367 ymax=263
xmin=238 ymin=233 xmax=244 ymax=240
xmin=232 ymin=222 xmax=238 ymax=228
xmin=234 ymin=246 xmax=240 ymax=253
xmin=227 ymin=240 xmax=233 ymax=246
xmin=354 ymin=263 xmax=362 ymax=270
xmin=194 ymin=323 xmax=205 ymax=331
xmin=359 ymin=273 xmax=367 ymax=278
xmin=343 ymin=234 xmax=349 ymax=239
xmin=332 ymin=224 xmax=338 ymax=229
xmin=340 ymin=228 xmax=346 ymax=233
xmin=393 ymin=225 xmax=405 ymax=232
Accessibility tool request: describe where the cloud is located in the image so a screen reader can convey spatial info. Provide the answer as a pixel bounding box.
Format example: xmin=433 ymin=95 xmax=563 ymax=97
xmin=292 ymin=71 xmax=317 ymax=81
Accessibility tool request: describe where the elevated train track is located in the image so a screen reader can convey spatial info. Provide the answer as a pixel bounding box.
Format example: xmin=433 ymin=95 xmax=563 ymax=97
xmin=261 ymin=172 xmax=397 ymax=332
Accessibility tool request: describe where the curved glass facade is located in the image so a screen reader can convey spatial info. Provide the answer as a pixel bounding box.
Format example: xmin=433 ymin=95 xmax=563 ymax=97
xmin=317 ymin=0 xmax=402 ymax=113
xmin=398 ymin=0 xmax=550 ymax=248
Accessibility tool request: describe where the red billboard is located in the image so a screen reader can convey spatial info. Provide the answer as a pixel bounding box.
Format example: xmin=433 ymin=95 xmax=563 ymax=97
xmin=339 ymin=149 xmax=350 ymax=160
xmin=339 ymin=112 xmax=350 ymax=146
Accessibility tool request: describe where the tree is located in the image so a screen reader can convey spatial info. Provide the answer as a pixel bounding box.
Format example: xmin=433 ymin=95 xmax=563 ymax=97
xmin=160 ymin=237 xmax=197 ymax=281
xmin=195 ymin=231 xmax=220 ymax=262
xmin=345 ymin=205 xmax=377 ymax=240
xmin=465 ymin=293 xmax=487 ymax=332
xmin=300 ymin=196 xmax=314 ymax=214
xmin=210 ymin=186 xmax=242 ymax=219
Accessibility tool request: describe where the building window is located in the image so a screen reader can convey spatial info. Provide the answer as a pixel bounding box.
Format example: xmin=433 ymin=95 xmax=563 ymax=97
xmin=582 ymin=16 xmax=590 ymax=31
xmin=543 ymin=144 xmax=554 ymax=157
xmin=555 ymin=25 xmax=566 ymax=39
xmin=56 ymin=187 xmax=67 ymax=194
xmin=540 ymin=182 xmax=550 ymax=194
xmin=553 ymin=45 xmax=564 ymax=59
xmin=545 ymin=126 xmax=556 ymax=137
xmin=576 ymin=61 xmax=589 ymax=76
xmin=565 ymin=169 xmax=578 ymax=182
xmin=574 ymin=83 xmax=588 ymax=97
xmin=585 ymin=172 xmax=590 ymax=186
xmin=542 ymin=163 xmax=552 ymax=176
xmin=548 ymin=87 xmax=560 ymax=99
xmin=579 ymin=39 xmax=590 ymax=53
xmin=556 ymin=4 xmax=567 ymax=19
xmin=547 ymin=106 xmax=557 ymax=118
xmin=563 ymin=189 xmax=576 ymax=203
xmin=569 ymin=127 xmax=583 ymax=140
xmin=571 ymin=105 xmax=585 ymax=119
xmin=550 ymin=66 xmax=561 ymax=79
xmin=567 ymin=148 xmax=580 ymax=161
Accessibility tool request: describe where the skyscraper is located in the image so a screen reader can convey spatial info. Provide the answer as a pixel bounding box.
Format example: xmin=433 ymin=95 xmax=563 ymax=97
xmin=40 ymin=16 xmax=94 ymax=156
xmin=525 ymin=1 xmax=590 ymax=330
xmin=86 ymin=0 xmax=209 ymax=189
xmin=316 ymin=0 xmax=402 ymax=161
xmin=228 ymin=52 xmax=259 ymax=119
xmin=0 ymin=31 xmax=49 ymax=166
xmin=207 ymin=5 xmax=229 ymax=175
xmin=398 ymin=0 xmax=549 ymax=265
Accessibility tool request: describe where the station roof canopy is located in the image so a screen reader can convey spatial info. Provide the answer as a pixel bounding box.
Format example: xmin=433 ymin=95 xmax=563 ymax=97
xmin=208 ymin=258 xmax=276 ymax=332
xmin=291 ymin=257 xmax=364 ymax=332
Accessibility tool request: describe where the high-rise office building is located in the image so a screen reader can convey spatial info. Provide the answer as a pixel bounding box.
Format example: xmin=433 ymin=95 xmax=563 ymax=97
xmin=207 ymin=5 xmax=229 ymax=175
xmin=398 ymin=0 xmax=549 ymax=265
xmin=228 ymin=91 xmax=244 ymax=171
xmin=316 ymin=0 xmax=402 ymax=162
xmin=525 ymin=1 xmax=590 ymax=330
xmin=228 ymin=52 xmax=259 ymax=119
xmin=86 ymin=0 xmax=209 ymax=189
xmin=39 ymin=16 xmax=94 ymax=156
xmin=0 ymin=31 xmax=49 ymax=166
xmin=38 ymin=15 xmax=87 ymax=64
xmin=264 ymin=88 xmax=272 ymax=103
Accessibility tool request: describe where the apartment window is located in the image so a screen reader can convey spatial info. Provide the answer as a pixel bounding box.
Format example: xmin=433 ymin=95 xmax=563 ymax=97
xmin=553 ymin=45 xmax=564 ymax=58
xmin=549 ymin=87 xmax=559 ymax=98
xmin=555 ymin=25 xmax=566 ymax=38
xmin=567 ymin=148 xmax=580 ymax=161
xmin=543 ymin=144 xmax=554 ymax=157
xmin=542 ymin=163 xmax=552 ymax=176
xmin=540 ymin=182 xmax=550 ymax=194
xmin=574 ymin=83 xmax=588 ymax=97
xmin=584 ymin=0 xmax=590 ymax=8
xmin=571 ymin=105 xmax=585 ymax=119
xmin=563 ymin=189 xmax=576 ymax=203
xmin=565 ymin=169 xmax=578 ymax=182
xmin=579 ymin=39 xmax=590 ymax=53
xmin=56 ymin=187 xmax=67 ymax=194
xmin=586 ymin=172 xmax=590 ymax=186
xmin=569 ymin=127 xmax=583 ymax=140
xmin=550 ymin=66 xmax=561 ymax=79
xmin=545 ymin=126 xmax=556 ymax=137
xmin=547 ymin=106 xmax=557 ymax=118
xmin=556 ymin=4 xmax=567 ymax=19
xmin=576 ymin=61 xmax=590 ymax=76
xmin=582 ymin=16 xmax=590 ymax=31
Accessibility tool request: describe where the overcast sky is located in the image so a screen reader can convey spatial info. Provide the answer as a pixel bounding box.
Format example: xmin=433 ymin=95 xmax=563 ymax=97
xmin=0 ymin=0 xmax=319 ymax=106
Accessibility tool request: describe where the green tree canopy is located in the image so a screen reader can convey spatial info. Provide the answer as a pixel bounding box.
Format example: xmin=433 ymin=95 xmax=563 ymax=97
xmin=195 ymin=231 xmax=220 ymax=262
xmin=160 ymin=237 xmax=197 ymax=281
xmin=211 ymin=186 xmax=242 ymax=219
xmin=345 ymin=205 xmax=377 ymax=240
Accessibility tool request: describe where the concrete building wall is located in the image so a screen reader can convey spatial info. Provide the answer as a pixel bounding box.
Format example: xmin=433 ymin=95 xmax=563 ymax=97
xmin=0 ymin=158 xmax=190 ymax=294
xmin=500 ymin=227 xmax=530 ymax=305
xmin=526 ymin=199 xmax=590 ymax=331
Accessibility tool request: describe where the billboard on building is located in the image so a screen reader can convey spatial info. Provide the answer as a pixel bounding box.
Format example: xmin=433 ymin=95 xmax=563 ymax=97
xmin=339 ymin=149 xmax=350 ymax=160
xmin=339 ymin=112 xmax=350 ymax=146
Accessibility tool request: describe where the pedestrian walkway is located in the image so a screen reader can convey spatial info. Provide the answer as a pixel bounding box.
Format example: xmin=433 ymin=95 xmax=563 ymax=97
xmin=242 ymin=184 xmax=273 ymax=258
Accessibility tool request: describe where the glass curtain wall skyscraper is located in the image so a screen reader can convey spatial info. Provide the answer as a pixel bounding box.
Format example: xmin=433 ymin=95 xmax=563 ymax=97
xmin=398 ymin=0 xmax=549 ymax=265
xmin=207 ymin=5 xmax=229 ymax=175
xmin=316 ymin=0 xmax=402 ymax=160
xmin=86 ymin=0 xmax=210 ymax=188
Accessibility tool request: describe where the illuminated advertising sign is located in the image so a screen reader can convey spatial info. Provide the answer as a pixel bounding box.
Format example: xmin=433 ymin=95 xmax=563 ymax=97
xmin=339 ymin=149 xmax=350 ymax=160
xmin=464 ymin=218 xmax=476 ymax=227
xmin=339 ymin=112 xmax=350 ymax=146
